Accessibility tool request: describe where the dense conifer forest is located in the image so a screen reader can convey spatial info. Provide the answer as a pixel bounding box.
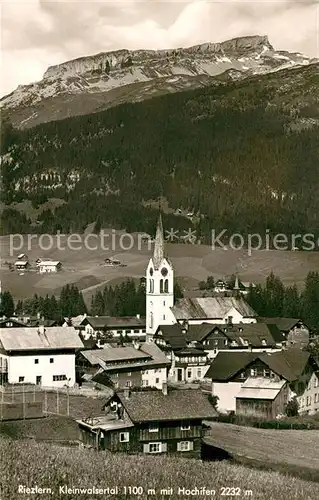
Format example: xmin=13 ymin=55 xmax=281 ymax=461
xmin=1 ymin=63 xmax=318 ymax=242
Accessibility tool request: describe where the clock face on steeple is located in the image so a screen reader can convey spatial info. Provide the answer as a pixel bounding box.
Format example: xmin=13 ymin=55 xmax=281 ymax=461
xmin=161 ymin=267 xmax=168 ymax=277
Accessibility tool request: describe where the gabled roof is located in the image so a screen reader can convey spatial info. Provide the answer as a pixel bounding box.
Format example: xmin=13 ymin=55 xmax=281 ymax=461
xmin=80 ymin=316 xmax=146 ymax=329
xmin=80 ymin=346 xmax=151 ymax=365
xmin=117 ymin=388 xmax=217 ymax=422
xmin=258 ymin=317 xmax=305 ymax=332
xmin=171 ymin=297 xmax=257 ymax=320
xmin=236 ymin=377 xmax=286 ymax=400
xmin=205 ymin=349 xmax=311 ymax=382
xmin=0 ymin=327 xmax=83 ymax=351
xmin=225 ymin=323 xmax=285 ymax=346
xmin=0 ymin=317 xmax=26 ymax=327
xmin=185 ymin=323 xmax=222 ymax=342
xmin=206 ymin=352 xmax=258 ymax=381
xmin=155 ymin=324 xmax=187 ymax=350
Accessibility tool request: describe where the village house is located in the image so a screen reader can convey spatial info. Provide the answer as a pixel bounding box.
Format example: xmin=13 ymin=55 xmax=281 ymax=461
xmin=235 ymin=377 xmax=289 ymax=420
xmin=258 ymin=317 xmax=310 ymax=348
xmin=38 ymin=260 xmax=62 ymax=274
xmin=77 ymin=386 xmax=217 ymax=457
xmin=77 ymin=315 xmax=146 ymax=343
xmin=14 ymin=259 xmax=30 ymax=272
xmin=0 ymin=326 xmax=83 ymax=387
xmin=297 ymin=369 xmax=319 ymax=415
xmin=0 ymin=317 xmax=26 ymax=328
xmin=76 ymin=341 xmax=169 ymax=390
xmin=205 ymin=349 xmax=312 ymax=415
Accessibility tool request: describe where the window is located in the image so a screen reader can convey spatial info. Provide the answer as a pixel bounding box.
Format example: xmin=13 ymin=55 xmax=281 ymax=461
xmin=34 ymin=359 xmax=39 ymax=364
xmin=240 ymin=372 xmax=245 ymax=379
xmin=250 ymin=368 xmax=257 ymax=377
xmin=114 ymin=382 xmax=119 ymax=388
xmin=163 ymin=314 xmax=166 ymax=320
xmin=127 ymin=372 xmax=132 ymax=377
xmin=187 ymin=369 xmax=192 ymax=379
xmin=19 ymin=376 xmax=25 ymax=382
xmin=119 ymin=432 xmax=129 ymax=442
xmin=113 ymin=373 xmax=119 ymax=378
xmin=142 ymin=380 xmax=149 ymax=387
xmin=214 ymin=340 xmax=218 ymax=346
xmin=178 ymin=441 xmax=191 ymax=451
xmin=181 ymin=421 xmax=190 ymax=431
xmin=315 ymin=378 xmax=318 ymax=388
xmin=125 ymin=329 xmax=131 ymax=334
xmin=197 ymin=368 xmax=202 ymax=378
xmin=164 ymin=280 xmax=169 ymax=293
xmin=155 ymin=378 xmax=159 ymax=384
xmin=53 ymin=375 xmax=67 ymax=381
xmin=149 ymin=422 xmax=159 ymax=433
xmin=126 ymin=380 xmax=132 ymax=387
xmin=163 ymin=301 xmax=166 ymax=306
xmin=263 ymin=369 xmax=270 ymax=378
xmin=50 ymin=358 xmax=54 ymax=364
xmin=315 ymin=394 xmax=318 ymax=403
xmin=149 ymin=442 xmax=161 ymax=453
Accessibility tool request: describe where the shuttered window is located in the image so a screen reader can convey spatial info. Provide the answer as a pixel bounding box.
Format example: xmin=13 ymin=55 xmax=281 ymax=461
xmin=143 ymin=442 xmax=166 ymax=453
xmin=177 ymin=441 xmax=193 ymax=452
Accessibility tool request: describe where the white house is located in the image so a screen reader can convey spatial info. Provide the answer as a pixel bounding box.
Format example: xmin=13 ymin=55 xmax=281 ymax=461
xmin=0 ymin=326 xmax=83 ymax=387
xmin=38 ymin=260 xmax=62 ymax=273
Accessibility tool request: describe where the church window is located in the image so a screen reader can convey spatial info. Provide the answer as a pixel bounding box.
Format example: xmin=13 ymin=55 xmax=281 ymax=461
xmin=161 ymin=267 xmax=168 ymax=277
xmin=160 ymin=279 xmax=164 ymax=293
xmin=164 ymin=280 xmax=169 ymax=293
xmin=149 ymin=279 xmax=154 ymax=293
xmin=149 ymin=312 xmax=153 ymax=330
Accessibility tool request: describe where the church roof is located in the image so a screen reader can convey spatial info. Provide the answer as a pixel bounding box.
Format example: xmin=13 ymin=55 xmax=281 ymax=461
xmin=171 ymin=297 xmax=257 ymax=320
xmin=152 ymin=213 xmax=165 ymax=269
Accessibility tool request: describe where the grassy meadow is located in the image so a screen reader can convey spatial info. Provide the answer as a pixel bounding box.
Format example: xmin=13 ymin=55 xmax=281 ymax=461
xmin=1 ymin=230 xmax=319 ymax=302
xmin=0 ymin=437 xmax=318 ymax=500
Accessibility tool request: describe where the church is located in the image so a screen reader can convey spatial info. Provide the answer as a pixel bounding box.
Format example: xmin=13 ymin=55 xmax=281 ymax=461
xmin=146 ymin=214 xmax=258 ymax=340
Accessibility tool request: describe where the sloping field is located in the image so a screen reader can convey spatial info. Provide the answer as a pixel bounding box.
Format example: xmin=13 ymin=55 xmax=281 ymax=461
xmin=205 ymin=422 xmax=319 ymax=479
xmin=0 ymin=437 xmax=318 ymax=500
xmin=1 ymin=232 xmax=318 ymax=300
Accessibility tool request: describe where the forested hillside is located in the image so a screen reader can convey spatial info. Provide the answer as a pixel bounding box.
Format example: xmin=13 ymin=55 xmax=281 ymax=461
xmin=1 ymin=63 xmax=318 ymax=241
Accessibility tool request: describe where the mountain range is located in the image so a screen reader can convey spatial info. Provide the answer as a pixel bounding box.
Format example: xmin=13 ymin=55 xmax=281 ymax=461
xmin=1 ymin=35 xmax=317 ymax=129
xmin=1 ymin=35 xmax=318 ymax=241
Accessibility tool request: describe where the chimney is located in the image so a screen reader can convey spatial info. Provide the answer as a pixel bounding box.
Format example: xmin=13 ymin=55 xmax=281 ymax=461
xmin=133 ymin=340 xmax=140 ymax=350
xmin=162 ymin=382 xmax=168 ymax=396
xmin=124 ymin=388 xmax=130 ymax=400
xmin=136 ymin=313 xmax=140 ymax=319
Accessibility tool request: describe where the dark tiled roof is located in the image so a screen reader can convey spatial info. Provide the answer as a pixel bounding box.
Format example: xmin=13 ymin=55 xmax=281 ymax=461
xmin=185 ymin=323 xmax=221 ymax=342
xmin=206 ymin=352 xmax=258 ymax=381
xmin=81 ymin=316 xmax=146 ymax=329
xmin=117 ymin=388 xmax=217 ymax=422
xmin=206 ymin=349 xmax=311 ymax=382
xmin=257 ymin=317 xmax=305 ymax=332
xmin=155 ymin=324 xmax=187 ymax=350
xmin=225 ymin=323 xmax=285 ymax=346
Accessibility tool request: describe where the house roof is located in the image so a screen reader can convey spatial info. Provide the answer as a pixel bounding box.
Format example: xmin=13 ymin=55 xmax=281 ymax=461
xmin=206 ymin=349 xmax=311 ymax=382
xmin=155 ymin=324 xmax=187 ymax=350
xmin=0 ymin=327 xmax=83 ymax=351
xmin=80 ymin=346 xmax=151 ymax=365
xmin=117 ymin=388 xmax=217 ymax=422
xmin=257 ymin=317 xmax=304 ymax=332
xmin=39 ymin=260 xmax=61 ymax=266
xmin=171 ymin=297 xmax=257 ymax=320
xmin=81 ymin=316 xmax=146 ymax=329
xmin=236 ymin=377 xmax=286 ymax=400
xmin=0 ymin=317 xmax=26 ymax=327
xmin=206 ymin=351 xmax=258 ymax=381
xmin=225 ymin=323 xmax=285 ymax=346
xmin=185 ymin=323 xmax=220 ymax=342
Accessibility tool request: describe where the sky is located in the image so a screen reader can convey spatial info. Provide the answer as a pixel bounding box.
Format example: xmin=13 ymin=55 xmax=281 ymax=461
xmin=1 ymin=0 xmax=318 ymax=97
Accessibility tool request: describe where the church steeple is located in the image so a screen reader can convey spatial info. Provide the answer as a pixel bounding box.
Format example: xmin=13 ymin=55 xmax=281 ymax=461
xmin=152 ymin=213 xmax=164 ymax=269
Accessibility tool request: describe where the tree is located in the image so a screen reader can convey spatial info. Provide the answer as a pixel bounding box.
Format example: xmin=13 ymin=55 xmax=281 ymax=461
xmin=174 ymin=281 xmax=184 ymax=303
xmin=206 ymin=276 xmax=215 ymax=290
xmin=285 ymin=397 xmax=299 ymax=417
xmin=0 ymin=291 xmax=14 ymax=317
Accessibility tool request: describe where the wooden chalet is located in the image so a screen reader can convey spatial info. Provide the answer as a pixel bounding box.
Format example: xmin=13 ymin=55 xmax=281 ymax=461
xmin=77 ymin=386 xmax=217 ymax=457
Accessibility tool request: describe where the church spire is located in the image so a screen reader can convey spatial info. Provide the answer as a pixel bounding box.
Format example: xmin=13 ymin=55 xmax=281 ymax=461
xmin=153 ymin=212 xmax=164 ymax=269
